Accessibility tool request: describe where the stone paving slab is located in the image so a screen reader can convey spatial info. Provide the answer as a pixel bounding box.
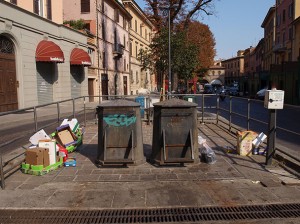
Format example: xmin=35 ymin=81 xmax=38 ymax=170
xmin=0 ymin=121 xmax=299 ymax=224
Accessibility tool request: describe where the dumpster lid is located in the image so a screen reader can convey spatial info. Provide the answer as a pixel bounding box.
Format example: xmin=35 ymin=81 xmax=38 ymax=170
xmin=153 ymin=98 xmax=197 ymax=107
xmin=97 ymin=99 xmax=140 ymax=108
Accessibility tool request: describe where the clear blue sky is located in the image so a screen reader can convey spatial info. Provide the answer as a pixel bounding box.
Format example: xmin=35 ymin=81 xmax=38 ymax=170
xmin=134 ymin=0 xmax=275 ymax=60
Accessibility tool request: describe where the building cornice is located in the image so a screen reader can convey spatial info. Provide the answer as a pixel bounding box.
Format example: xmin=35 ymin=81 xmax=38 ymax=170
xmin=122 ymin=0 xmax=154 ymax=28
xmin=261 ymin=6 xmax=275 ymax=28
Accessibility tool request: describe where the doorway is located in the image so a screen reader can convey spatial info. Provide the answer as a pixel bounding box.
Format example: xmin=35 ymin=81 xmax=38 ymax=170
xmin=0 ymin=36 xmax=18 ymax=112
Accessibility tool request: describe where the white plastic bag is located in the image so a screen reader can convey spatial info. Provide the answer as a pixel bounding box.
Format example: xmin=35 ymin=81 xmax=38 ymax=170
xmin=201 ymin=143 xmax=217 ymax=164
xmin=198 ymin=135 xmax=206 ymax=145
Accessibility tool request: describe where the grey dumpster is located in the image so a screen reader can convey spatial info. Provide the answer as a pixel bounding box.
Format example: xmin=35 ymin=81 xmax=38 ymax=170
xmin=151 ymin=98 xmax=199 ymax=165
xmin=96 ymin=99 xmax=144 ymax=166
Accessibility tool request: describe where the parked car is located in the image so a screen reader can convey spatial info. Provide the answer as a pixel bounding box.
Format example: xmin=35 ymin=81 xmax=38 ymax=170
xmin=256 ymin=88 xmax=267 ymax=100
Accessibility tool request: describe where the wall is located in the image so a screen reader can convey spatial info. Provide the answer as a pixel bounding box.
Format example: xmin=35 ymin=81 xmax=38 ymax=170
xmin=0 ymin=1 xmax=89 ymax=109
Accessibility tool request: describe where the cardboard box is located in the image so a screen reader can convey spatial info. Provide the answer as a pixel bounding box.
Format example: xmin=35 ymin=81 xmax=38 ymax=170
xmin=55 ymin=124 xmax=77 ymax=147
xmin=38 ymin=139 xmax=56 ymax=165
xmin=42 ymin=148 xmax=50 ymax=167
xmin=237 ymin=131 xmax=258 ymax=156
xmin=25 ymin=147 xmax=50 ymax=166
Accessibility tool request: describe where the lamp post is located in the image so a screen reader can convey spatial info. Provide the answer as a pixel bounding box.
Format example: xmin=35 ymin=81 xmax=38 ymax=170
xmin=168 ymin=8 xmax=171 ymax=94
xmin=160 ymin=4 xmax=178 ymax=95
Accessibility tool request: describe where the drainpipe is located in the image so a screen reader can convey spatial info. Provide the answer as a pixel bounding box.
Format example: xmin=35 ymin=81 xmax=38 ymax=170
xmin=96 ymin=0 xmax=101 ymax=103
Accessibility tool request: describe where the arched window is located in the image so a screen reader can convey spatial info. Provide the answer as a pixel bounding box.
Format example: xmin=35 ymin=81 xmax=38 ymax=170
xmin=0 ymin=36 xmax=14 ymax=54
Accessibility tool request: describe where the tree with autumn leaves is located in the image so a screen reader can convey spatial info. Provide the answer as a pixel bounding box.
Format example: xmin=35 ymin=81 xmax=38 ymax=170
xmin=138 ymin=0 xmax=216 ymax=92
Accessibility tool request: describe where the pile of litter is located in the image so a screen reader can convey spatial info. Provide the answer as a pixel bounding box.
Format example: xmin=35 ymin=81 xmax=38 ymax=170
xmin=21 ymin=118 xmax=83 ymax=175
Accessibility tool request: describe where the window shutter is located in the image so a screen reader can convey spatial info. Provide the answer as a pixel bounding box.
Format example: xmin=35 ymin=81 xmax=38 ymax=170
xmin=81 ymin=0 xmax=90 ymax=13
xmin=47 ymin=0 xmax=52 ymax=20
xmin=33 ymin=0 xmax=39 ymax=14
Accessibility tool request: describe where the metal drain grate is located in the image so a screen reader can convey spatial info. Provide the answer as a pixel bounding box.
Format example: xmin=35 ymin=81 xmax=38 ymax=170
xmin=0 ymin=203 xmax=299 ymax=223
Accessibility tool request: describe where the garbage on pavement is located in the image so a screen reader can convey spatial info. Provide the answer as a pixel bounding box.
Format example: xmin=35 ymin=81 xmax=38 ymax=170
xmin=22 ymin=118 xmax=83 ymax=175
xmin=198 ymin=134 xmax=216 ymax=164
xmin=252 ymin=132 xmax=267 ymax=155
xmin=236 ymin=130 xmax=258 ymax=156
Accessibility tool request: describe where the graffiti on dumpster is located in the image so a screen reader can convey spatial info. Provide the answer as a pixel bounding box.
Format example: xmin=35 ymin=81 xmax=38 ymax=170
xmin=104 ymin=114 xmax=137 ymax=127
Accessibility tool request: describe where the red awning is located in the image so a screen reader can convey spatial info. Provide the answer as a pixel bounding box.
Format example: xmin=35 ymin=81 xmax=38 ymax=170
xmin=35 ymin=40 xmax=64 ymax=63
xmin=70 ymin=48 xmax=91 ymax=66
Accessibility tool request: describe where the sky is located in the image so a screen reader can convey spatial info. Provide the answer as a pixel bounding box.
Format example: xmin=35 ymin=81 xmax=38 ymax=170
xmin=134 ymin=0 xmax=275 ymax=60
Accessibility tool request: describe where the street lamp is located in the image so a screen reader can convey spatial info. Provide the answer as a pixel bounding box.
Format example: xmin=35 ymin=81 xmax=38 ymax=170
xmin=160 ymin=4 xmax=178 ymax=94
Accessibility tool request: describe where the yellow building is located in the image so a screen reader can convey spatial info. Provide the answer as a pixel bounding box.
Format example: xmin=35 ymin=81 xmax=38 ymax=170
xmin=122 ymin=0 xmax=155 ymax=94
xmin=292 ymin=16 xmax=300 ymax=61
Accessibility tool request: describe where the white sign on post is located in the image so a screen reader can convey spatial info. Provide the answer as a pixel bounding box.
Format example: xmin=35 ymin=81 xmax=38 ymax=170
xmin=264 ymin=90 xmax=285 ymax=109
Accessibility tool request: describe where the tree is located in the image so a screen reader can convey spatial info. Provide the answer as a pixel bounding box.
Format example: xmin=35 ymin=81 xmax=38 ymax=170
xmin=144 ymin=0 xmax=216 ymax=30
xmin=138 ymin=28 xmax=199 ymax=92
xmin=186 ymin=21 xmax=216 ymax=73
xmin=141 ymin=0 xmax=217 ymax=91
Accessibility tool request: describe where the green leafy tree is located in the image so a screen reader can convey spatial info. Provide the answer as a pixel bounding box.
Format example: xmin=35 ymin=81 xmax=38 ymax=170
xmin=141 ymin=0 xmax=217 ymax=90
xmin=138 ymin=28 xmax=198 ymax=91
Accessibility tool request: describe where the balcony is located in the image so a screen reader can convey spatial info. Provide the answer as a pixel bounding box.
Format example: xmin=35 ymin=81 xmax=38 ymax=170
xmin=273 ymin=43 xmax=287 ymax=53
xmin=113 ymin=44 xmax=124 ymax=58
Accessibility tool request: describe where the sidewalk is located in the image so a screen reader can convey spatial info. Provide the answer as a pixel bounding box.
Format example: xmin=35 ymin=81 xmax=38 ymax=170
xmin=0 ymin=120 xmax=299 ymax=222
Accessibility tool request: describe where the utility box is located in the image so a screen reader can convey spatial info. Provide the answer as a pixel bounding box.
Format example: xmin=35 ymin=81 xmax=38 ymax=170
xmin=135 ymin=96 xmax=145 ymax=118
xmin=151 ymin=98 xmax=199 ymax=165
xmin=264 ymin=90 xmax=285 ymax=109
xmin=96 ymin=99 xmax=144 ymax=166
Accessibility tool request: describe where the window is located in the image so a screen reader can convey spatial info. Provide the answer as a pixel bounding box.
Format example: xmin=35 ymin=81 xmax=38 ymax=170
xmin=124 ymin=58 xmax=126 ymax=71
xmin=102 ymin=20 xmax=106 ymax=40
xmin=283 ymin=10 xmax=285 ymax=22
xmin=288 ymin=3 xmax=293 ymax=18
xmin=140 ymin=25 xmax=142 ymax=36
xmin=288 ymin=27 xmax=292 ymax=40
xmin=130 ymin=42 xmax=132 ymax=56
xmin=114 ymin=9 xmax=119 ymax=22
xmin=101 ymin=0 xmax=104 ymax=12
xmin=135 ymin=45 xmax=138 ymax=58
xmin=145 ymin=29 xmax=147 ymax=40
xmin=88 ymin=48 xmax=94 ymax=65
xmin=123 ymin=18 xmax=127 ymax=30
xmin=114 ymin=29 xmax=117 ymax=47
xmin=135 ymin=20 xmax=137 ymax=32
xmin=33 ymin=0 xmax=43 ymax=16
xmin=81 ymin=0 xmax=90 ymax=13
xmin=130 ymin=70 xmax=133 ymax=83
xmin=136 ymin=71 xmax=139 ymax=83
xmin=123 ymin=35 xmax=125 ymax=48
xmin=102 ymin=51 xmax=106 ymax=68
xmin=46 ymin=0 xmax=52 ymax=20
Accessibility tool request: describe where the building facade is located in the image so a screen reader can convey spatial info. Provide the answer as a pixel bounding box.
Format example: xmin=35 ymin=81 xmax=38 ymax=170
xmin=122 ymin=0 xmax=155 ymax=94
xmin=261 ymin=6 xmax=275 ymax=72
xmin=292 ymin=16 xmax=300 ymax=61
xmin=0 ymin=1 xmax=90 ymax=112
xmin=222 ymin=51 xmax=245 ymax=90
xmin=205 ymin=60 xmax=225 ymax=86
